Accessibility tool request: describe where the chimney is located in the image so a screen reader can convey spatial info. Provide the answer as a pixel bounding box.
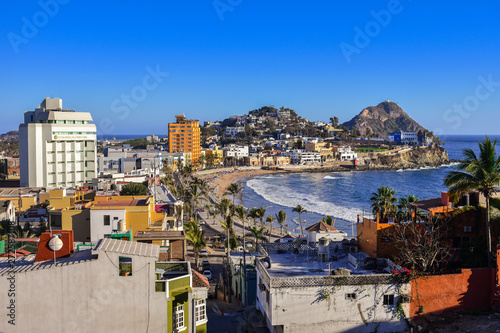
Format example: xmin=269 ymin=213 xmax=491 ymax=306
xmin=441 ymin=192 xmax=449 ymax=206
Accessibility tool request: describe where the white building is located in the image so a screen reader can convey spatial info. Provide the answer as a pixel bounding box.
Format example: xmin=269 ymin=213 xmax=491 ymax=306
xmin=225 ymin=126 xmax=245 ymax=137
xmin=283 ymin=150 xmax=321 ymax=165
xmin=0 ymin=238 xmax=209 ymax=333
xmin=19 ymin=97 xmax=97 ymax=188
xmin=224 ymin=144 xmax=249 ymax=158
xmin=255 ymin=242 xmax=409 ymax=333
xmin=305 ymin=221 xmax=348 ymax=243
xmin=0 ymin=200 xmax=16 ymax=222
xmin=336 ymin=146 xmax=358 ymax=161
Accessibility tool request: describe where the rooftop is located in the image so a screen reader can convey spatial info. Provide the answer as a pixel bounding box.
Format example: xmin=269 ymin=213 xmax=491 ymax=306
xmin=192 ymin=270 xmax=210 ymax=288
xmin=305 ymin=221 xmax=339 ymax=232
xmin=0 ymin=250 xmax=96 ymax=276
xmin=410 ymin=197 xmax=451 ymax=212
xmin=92 ymin=199 xmax=149 ymax=208
xmin=260 ymin=242 xmax=394 ymax=278
xmin=134 ymin=230 xmax=185 ymax=240
xmin=95 ymin=238 xmax=160 ymax=258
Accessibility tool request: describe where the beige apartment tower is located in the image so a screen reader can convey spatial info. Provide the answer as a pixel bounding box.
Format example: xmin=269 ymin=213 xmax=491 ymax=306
xmin=19 ymin=97 xmax=97 ymax=188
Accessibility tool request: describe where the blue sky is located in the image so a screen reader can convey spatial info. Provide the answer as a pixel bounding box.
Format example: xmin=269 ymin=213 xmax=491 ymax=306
xmin=1 ymin=0 xmax=500 ymax=136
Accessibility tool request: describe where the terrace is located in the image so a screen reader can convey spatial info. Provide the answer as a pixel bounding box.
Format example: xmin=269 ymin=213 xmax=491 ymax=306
xmin=257 ymin=241 xmax=397 ymax=289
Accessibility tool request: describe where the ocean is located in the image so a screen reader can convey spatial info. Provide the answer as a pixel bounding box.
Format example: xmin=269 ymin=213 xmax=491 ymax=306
xmin=241 ymin=135 xmax=500 ymax=237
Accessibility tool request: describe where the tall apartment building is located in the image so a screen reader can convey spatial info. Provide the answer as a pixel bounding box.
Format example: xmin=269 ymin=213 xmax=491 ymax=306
xmin=19 ymin=97 xmax=97 ymax=188
xmin=168 ymin=115 xmax=201 ymax=164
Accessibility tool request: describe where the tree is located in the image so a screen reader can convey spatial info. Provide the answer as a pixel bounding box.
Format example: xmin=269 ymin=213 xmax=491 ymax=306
xmin=321 ymin=216 xmax=335 ymax=227
xmin=184 ymin=220 xmax=206 ymax=268
xmin=293 ymin=205 xmax=307 ymax=238
xmin=330 ymin=117 xmax=339 ymax=128
xmin=397 ymin=195 xmax=418 ymax=221
xmin=444 ymin=136 xmax=500 ymax=267
xmin=121 ymin=182 xmax=148 ymax=196
xmin=246 ymin=226 xmax=267 ymax=249
xmin=254 ymin=207 xmax=266 ymax=226
xmin=370 ymin=186 xmax=398 ymax=220
xmin=225 ymin=182 xmax=242 ymax=205
xmin=387 ymin=218 xmax=451 ymax=274
xmin=275 ymin=210 xmax=287 ymax=237
xmin=265 ymin=215 xmax=275 ymax=243
xmin=235 ymin=205 xmax=249 ymax=243
xmin=217 ymin=198 xmax=232 ymax=220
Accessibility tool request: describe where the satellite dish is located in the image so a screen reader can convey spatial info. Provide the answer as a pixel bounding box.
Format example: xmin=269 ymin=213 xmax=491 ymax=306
xmin=48 ymin=235 xmax=63 ymax=251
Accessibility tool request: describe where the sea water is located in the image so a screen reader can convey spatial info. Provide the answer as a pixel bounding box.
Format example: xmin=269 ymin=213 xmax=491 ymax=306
xmin=241 ymin=135 xmax=500 ymax=237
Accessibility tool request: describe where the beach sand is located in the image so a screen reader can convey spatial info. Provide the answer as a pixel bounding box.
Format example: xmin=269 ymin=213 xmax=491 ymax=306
xmin=198 ymin=167 xmax=288 ymax=198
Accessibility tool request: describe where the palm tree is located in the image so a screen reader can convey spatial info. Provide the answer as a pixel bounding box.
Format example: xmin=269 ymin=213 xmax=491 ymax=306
xmin=293 ymin=204 xmax=307 ymax=238
xmin=217 ymin=198 xmax=232 ymax=219
xmin=321 ymin=215 xmax=335 ymax=227
xmin=184 ymin=220 xmax=206 ymax=268
xmin=397 ymin=195 xmax=419 ymax=221
xmin=370 ymin=186 xmax=398 ymax=220
xmin=265 ymin=215 xmax=275 ymax=243
xmin=225 ymin=182 xmax=242 ymax=205
xmin=235 ymin=205 xmax=249 ymax=244
xmin=444 ymin=136 xmax=500 ymax=267
xmin=249 ymin=208 xmax=259 ymax=227
xmin=275 ymin=210 xmax=287 ymax=237
xmin=246 ymin=226 xmax=266 ymax=249
xmin=254 ymin=207 xmax=266 ymax=226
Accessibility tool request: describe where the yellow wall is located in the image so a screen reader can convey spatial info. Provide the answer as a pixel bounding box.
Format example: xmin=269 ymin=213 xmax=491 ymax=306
xmin=1 ymin=196 xmax=36 ymax=212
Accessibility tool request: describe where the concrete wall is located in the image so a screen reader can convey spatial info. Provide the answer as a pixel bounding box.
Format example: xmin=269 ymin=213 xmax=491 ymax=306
xmin=0 ymin=251 xmax=170 ymax=332
xmin=90 ymin=209 xmax=125 ymax=241
xmin=256 ymin=271 xmax=409 ymax=333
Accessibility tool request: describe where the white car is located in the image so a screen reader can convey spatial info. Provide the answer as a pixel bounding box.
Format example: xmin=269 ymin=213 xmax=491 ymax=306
xmin=199 ymin=220 xmax=206 ymax=225
xmin=200 ymin=249 xmax=208 ymax=257
xmin=202 ymin=269 xmax=212 ymax=280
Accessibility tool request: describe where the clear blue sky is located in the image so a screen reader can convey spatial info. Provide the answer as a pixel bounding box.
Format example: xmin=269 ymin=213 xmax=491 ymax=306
xmin=1 ymin=0 xmax=499 ymax=136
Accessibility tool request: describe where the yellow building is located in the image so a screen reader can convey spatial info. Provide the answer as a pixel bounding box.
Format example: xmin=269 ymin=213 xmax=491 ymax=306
xmin=168 ymin=115 xmax=201 ymax=164
xmin=203 ymin=146 xmax=223 ymax=166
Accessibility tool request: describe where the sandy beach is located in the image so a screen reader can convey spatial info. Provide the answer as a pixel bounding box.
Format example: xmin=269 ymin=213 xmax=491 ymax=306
xmin=198 ymin=167 xmax=288 ymax=198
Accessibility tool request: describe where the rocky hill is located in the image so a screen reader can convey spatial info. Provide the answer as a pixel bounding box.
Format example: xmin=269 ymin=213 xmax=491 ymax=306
xmin=342 ymin=101 xmax=426 ymax=138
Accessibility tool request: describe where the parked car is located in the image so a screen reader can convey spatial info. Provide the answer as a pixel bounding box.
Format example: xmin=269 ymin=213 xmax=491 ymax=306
xmin=200 ymin=249 xmax=208 ymax=257
xmin=202 ymin=269 xmax=212 ymax=280
xmin=202 ymin=260 xmax=211 ymax=270
xmin=199 ymin=220 xmax=206 ymax=225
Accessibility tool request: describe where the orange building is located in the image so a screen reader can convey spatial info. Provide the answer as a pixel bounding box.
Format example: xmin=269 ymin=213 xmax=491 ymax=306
xmin=168 ymin=115 xmax=201 ymax=164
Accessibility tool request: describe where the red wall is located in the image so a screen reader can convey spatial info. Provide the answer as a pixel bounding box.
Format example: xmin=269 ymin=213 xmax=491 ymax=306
xmin=410 ymin=267 xmax=496 ymax=319
xmin=35 ymin=230 xmax=74 ymax=262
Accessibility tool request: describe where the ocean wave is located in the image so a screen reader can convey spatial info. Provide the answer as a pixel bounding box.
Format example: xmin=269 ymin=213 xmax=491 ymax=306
xmin=247 ymin=177 xmax=361 ymax=222
xmin=323 ymin=175 xmax=338 ymax=180
xmin=397 ymin=163 xmax=459 ymax=172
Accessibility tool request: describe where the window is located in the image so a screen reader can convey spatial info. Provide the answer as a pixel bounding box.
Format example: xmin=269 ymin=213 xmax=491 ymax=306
xmin=195 ymin=299 xmax=206 ymax=323
xmin=383 ymin=294 xmax=395 ymax=305
xmin=464 ymin=226 xmax=472 ymax=232
xmin=173 ymin=304 xmax=185 ymax=330
xmin=119 ymin=256 xmax=132 ymax=276
xmin=104 ymin=215 xmax=110 ymax=226
xmin=345 ymin=293 xmax=357 ymax=300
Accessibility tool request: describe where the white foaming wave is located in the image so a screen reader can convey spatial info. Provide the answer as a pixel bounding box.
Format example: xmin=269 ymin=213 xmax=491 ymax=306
xmin=396 ymin=163 xmax=459 ymax=172
xmin=323 ymin=176 xmax=338 ymax=180
xmin=247 ymin=177 xmax=361 ymax=222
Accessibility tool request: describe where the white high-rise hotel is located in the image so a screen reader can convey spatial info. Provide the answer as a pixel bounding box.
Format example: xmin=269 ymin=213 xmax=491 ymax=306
xmin=19 ymin=97 xmax=97 ymax=188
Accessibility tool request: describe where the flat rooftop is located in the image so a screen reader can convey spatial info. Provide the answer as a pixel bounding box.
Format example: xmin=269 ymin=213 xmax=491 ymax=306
xmin=93 ymin=199 xmax=148 ymax=207
xmin=135 ymin=230 xmax=185 ymax=240
xmin=261 ymin=242 xmax=394 ymax=278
